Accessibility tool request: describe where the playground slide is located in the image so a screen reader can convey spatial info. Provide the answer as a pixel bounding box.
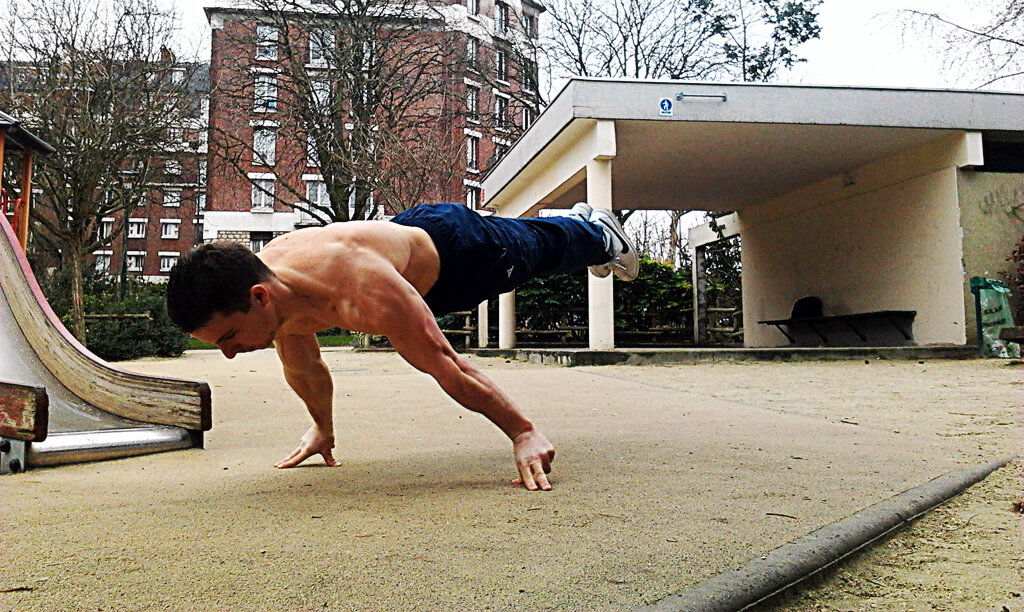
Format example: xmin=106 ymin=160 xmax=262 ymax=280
xmin=0 ymin=213 xmax=211 ymax=473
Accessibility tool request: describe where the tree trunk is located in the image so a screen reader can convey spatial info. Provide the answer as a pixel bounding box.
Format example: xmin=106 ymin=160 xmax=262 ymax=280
xmin=65 ymin=243 xmax=87 ymax=342
xmin=668 ymin=210 xmax=682 ymax=268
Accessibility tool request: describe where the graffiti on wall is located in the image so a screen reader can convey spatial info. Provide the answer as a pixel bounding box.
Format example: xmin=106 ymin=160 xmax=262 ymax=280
xmin=979 ymin=183 xmax=1024 ymax=222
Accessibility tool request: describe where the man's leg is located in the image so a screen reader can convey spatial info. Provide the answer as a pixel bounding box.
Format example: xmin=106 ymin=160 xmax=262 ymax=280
xmin=566 ymin=202 xmax=639 ymax=281
xmin=485 ymin=204 xmax=638 ymax=295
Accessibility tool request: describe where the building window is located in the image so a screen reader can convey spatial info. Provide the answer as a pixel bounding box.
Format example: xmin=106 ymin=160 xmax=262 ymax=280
xmin=309 ymin=29 xmax=334 ymax=66
xmin=166 ymin=159 xmax=181 ymax=175
xmin=526 ymin=13 xmax=538 ymax=38
xmin=523 ymin=106 xmax=534 ymax=130
xmin=310 ymin=79 xmax=331 ymax=113
xmin=159 ymin=253 xmax=179 ymax=272
xmin=524 ymin=59 xmax=538 ymax=92
xmin=168 ymin=126 xmax=184 ymax=143
xmin=495 ymin=96 xmax=508 ymax=130
xmin=496 ymin=49 xmax=507 ymax=81
xmin=466 ymin=135 xmax=479 ymax=171
xmin=253 ymin=128 xmax=276 ymax=166
xmin=466 ymin=0 xmax=478 ymax=16
xmin=126 ymin=252 xmax=145 ymax=272
xmin=306 ymin=180 xmax=330 ymax=210
xmin=94 ymin=252 xmax=112 ymax=273
xmin=467 ymin=86 xmax=479 ymax=122
xmin=492 ymin=141 xmax=509 ymax=164
xmin=250 ymin=232 xmax=273 ymax=253
xmin=307 ymin=134 xmax=321 ymax=166
xmin=198 ymin=160 xmax=208 ymax=185
xmin=495 ymin=2 xmax=508 ymax=35
xmin=161 ymin=220 xmax=181 ymax=239
xmin=254 ymin=75 xmax=278 ymax=112
xmin=252 ymin=179 xmax=275 ymax=210
xmin=197 ymin=192 xmax=207 ymax=211
xmin=127 ymin=219 xmax=147 ymax=239
xmin=163 ymin=189 xmax=181 ymax=207
xmin=466 ymin=185 xmax=481 ymax=209
xmin=256 ymin=25 xmax=278 ymax=60
xmin=466 ymin=38 xmax=478 ymax=70
xmin=98 ymin=218 xmax=113 ymax=241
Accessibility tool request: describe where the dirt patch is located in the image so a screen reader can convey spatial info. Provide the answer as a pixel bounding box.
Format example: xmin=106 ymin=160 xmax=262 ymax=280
xmin=757 ymin=459 xmax=1024 ymax=612
xmin=2 ymin=353 xmax=1019 ymax=610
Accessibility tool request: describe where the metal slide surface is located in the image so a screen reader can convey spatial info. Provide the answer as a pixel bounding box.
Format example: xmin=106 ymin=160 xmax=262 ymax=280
xmin=0 ymin=214 xmax=202 ymax=470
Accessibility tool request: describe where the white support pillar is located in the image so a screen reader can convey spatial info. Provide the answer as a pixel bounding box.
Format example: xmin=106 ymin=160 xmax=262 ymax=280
xmin=477 ymin=300 xmax=489 ymax=348
xmin=498 ymin=291 xmax=516 ymax=349
xmin=586 ymin=157 xmax=615 ymax=349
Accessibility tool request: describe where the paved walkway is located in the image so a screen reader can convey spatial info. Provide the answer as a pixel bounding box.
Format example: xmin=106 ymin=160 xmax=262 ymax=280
xmin=3 ymin=350 xmax=1017 ymax=610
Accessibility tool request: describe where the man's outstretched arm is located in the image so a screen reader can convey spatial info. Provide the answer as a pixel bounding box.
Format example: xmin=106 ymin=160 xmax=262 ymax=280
xmin=370 ymin=274 xmax=556 ymax=490
xmin=273 ymin=333 xmax=340 ymax=468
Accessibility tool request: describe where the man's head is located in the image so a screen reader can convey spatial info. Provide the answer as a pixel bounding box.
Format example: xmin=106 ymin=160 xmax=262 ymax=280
xmin=167 ymin=243 xmax=280 ymax=358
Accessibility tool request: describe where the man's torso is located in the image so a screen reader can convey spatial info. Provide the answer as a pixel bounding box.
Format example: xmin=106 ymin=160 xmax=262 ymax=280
xmin=256 ymin=221 xmax=440 ymax=334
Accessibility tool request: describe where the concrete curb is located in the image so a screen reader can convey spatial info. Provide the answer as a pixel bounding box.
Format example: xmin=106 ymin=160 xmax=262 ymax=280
xmin=636 ymin=457 xmax=1015 ymax=612
xmin=470 ymin=345 xmax=977 ymax=367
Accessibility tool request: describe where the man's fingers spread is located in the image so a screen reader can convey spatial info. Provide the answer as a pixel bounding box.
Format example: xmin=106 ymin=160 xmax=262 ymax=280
xmin=276 ymin=448 xmax=315 ymax=469
xmin=322 ymin=451 xmax=340 ymax=467
xmin=519 ymin=466 xmax=537 ymax=491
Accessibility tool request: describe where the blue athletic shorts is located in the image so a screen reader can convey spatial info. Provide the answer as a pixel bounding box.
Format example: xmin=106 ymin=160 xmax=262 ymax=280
xmin=391 ymin=203 xmax=609 ymax=316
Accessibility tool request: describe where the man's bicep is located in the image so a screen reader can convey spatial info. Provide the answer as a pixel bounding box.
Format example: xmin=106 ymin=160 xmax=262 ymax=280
xmin=275 ymin=333 xmax=324 ymax=374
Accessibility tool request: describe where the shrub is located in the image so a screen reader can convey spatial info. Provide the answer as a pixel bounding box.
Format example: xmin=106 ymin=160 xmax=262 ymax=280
xmin=512 ymin=257 xmax=693 ymax=333
xmin=613 ymin=257 xmax=692 ymax=330
xmin=48 ymin=274 xmax=187 ymax=362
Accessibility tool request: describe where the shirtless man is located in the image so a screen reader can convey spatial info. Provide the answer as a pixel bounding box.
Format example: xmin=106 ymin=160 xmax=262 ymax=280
xmin=166 ymin=202 xmax=638 ymax=491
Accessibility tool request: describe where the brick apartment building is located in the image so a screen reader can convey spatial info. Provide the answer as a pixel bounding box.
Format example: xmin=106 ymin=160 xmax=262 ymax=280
xmin=0 ymin=58 xmax=210 ymax=281
xmin=17 ymin=0 xmax=542 ymax=280
xmin=93 ymin=64 xmax=211 ymax=280
xmin=201 ymin=0 xmax=544 ymax=250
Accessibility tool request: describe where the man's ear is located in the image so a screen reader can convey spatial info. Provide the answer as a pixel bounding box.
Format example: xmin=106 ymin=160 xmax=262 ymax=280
xmin=250 ymin=284 xmax=270 ymax=307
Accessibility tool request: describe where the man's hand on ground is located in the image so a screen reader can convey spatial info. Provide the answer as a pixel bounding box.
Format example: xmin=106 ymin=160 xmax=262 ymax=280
xmin=274 ymin=424 xmax=340 ymax=468
xmin=511 ymin=429 xmax=556 ymax=491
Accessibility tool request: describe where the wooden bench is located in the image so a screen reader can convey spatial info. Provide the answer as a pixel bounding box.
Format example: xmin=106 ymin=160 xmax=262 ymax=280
xmin=999 ymin=326 xmax=1024 ymax=344
xmin=758 ymin=310 xmax=916 ymax=344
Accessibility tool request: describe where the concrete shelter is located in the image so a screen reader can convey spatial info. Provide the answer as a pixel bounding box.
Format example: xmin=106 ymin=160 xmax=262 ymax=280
xmin=480 ymin=78 xmax=1024 ymax=349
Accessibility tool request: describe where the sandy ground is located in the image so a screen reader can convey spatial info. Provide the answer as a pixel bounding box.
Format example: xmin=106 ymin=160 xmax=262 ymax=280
xmin=758 ymin=458 xmax=1023 ymax=612
xmin=2 ymin=351 xmax=1021 ymax=611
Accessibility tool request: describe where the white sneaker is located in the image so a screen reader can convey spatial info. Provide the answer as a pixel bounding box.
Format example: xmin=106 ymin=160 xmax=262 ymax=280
xmin=588 ymin=209 xmax=639 ymax=281
xmin=569 ymin=201 xmax=593 ymax=223
xmin=571 ymin=203 xmax=611 ymax=277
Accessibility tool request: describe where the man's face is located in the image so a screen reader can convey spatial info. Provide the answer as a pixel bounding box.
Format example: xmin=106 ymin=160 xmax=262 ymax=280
xmin=191 ymin=288 xmax=278 ymax=359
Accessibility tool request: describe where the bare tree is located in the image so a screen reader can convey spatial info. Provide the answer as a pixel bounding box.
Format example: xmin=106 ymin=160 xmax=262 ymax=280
xmin=209 ymin=0 xmax=468 ymax=224
xmin=897 ymin=1 xmax=1023 ymax=89
xmin=0 ymin=0 xmax=197 ymax=340
xmin=541 ymin=0 xmax=820 ymax=263
xmin=719 ymin=0 xmax=822 ymax=82
xmin=542 ymin=0 xmax=821 ymax=85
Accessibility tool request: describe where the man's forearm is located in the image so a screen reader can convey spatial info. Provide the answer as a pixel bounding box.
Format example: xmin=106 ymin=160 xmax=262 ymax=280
xmin=441 ymin=356 xmax=533 ymax=440
xmin=283 ymin=361 xmax=335 ymax=430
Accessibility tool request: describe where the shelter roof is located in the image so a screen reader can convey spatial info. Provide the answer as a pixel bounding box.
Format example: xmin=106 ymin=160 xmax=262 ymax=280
xmin=482 ymin=79 xmax=1024 ymax=214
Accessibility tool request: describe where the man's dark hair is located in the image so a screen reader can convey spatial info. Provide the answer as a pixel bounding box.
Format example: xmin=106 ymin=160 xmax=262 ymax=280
xmin=166 ymin=242 xmax=274 ymax=333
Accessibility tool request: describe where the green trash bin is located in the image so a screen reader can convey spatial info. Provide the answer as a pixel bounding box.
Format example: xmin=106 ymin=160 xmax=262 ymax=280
xmin=970 ymin=277 xmax=1021 ymax=358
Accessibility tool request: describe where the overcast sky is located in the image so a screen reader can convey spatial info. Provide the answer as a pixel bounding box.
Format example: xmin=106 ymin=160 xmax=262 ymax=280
xmin=175 ymin=0 xmax=1004 ymax=91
